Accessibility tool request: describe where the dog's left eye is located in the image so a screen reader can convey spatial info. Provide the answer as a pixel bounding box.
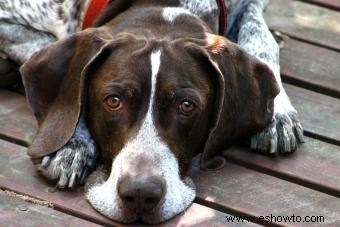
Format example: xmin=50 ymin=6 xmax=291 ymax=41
xmin=179 ymin=100 xmax=196 ymax=116
xmin=104 ymin=95 xmax=122 ymax=110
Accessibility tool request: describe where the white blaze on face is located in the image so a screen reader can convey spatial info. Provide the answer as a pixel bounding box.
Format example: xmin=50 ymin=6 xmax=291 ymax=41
xmin=86 ymin=50 xmax=196 ymax=224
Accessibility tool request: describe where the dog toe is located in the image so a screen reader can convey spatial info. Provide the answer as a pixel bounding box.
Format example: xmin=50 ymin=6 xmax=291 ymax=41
xmin=38 ymin=138 xmax=97 ymax=188
xmin=276 ymin=111 xmax=305 ymax=153
xmin=41 ymin=156 xmax=51 ymax=168
xmin=251 ymin=119 xmax=278 ymax=154
xmin=251 ymin=110 xmax=304 ymax=154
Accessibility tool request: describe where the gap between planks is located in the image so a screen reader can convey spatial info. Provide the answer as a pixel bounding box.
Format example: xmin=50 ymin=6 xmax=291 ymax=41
xmin=265 ymin=0 xmax=340 ymax=52
xmin=224 ymin=152 xmax=340 ymax=198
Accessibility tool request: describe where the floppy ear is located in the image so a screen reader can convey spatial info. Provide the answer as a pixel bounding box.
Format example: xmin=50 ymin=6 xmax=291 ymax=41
xmin=20 ymin=28 xmax=115 ymax=160
xmin=196 ymin=35 xmax=280 ymax=169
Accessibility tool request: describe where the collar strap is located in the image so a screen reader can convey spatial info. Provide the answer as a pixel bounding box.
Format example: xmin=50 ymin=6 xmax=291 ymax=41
xmin=216 ymin=0 xmax=228 ymax=35
xmin=82 ymin=0 xmax=110 ymax=30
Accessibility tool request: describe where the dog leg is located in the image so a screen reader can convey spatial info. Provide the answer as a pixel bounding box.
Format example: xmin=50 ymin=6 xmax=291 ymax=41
xmin=38 ymin=114 xmax=98 ymax=188
xmin=236 ymin=0 xmax=304 ymax=153
xmin=225 ymin=0 xmax=241 ymax=12
xmin=0 ymin=22 xmax=55 ymax=64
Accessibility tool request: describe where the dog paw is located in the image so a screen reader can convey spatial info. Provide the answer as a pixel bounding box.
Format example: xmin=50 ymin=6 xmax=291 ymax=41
xmin=37 ymin=137 xmax=98 ymax=188
xmin=251 ymin=110 xmax=305 ymax=154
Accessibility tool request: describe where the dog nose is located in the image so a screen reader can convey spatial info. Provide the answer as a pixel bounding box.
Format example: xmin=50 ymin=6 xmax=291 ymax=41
xmin=118 ymin=176 xmax=165 ymax=214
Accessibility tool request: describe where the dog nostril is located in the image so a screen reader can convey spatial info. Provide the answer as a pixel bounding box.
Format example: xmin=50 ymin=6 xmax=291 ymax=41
xmin=142 ymin=196 xmax=161 ymax=211
xmin=118 ymin=176 xmax=164 ymax=214
xmin=145 ymin=197 xmax=157 ymax=204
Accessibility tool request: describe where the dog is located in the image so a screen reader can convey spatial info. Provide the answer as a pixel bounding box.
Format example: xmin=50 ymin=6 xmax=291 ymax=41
xmin=1 ymin=0 xmax=305 ymax=224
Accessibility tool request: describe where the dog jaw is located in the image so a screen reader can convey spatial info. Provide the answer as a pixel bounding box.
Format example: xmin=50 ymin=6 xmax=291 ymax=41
xmin=85 ymin=145 xmax=196 ymax=224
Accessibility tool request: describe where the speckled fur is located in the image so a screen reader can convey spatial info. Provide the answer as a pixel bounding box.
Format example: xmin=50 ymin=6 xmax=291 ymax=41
xmin=0 ymin=0 xmax=89 ymax=38
xmin=0 ymin=22 xmax=55 ymax=63
xmin=236 ymin=0 xmax=304 ymax=153
xmin=0 ymin=0 xmax=90 ymax=63
xmin=38 ymin=114 xmax=98 ymax=188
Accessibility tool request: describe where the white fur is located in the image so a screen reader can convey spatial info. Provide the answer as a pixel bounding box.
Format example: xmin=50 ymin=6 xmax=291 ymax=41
xmin=162 ymin=0 xmax=219 ymax=32
xmin=239 ymin=0 xmax=303 ymax=153
xmin=86 ymin=50 xmax=196 ymax=223
xmin=0 ymin=0 xmax=90 ymax=39
xmin=237 ymin=0 xmax=296 ymax=117
xmin=179 ymin=0 xmax=218 ymax=17
xmin=162 ymin=7 xmax=193 ymax=23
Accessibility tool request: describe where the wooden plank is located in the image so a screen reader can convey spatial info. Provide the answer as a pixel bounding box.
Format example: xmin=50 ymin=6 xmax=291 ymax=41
xmin=190 ymin=160 xmax=340 ymax=226
xmin=223 ymin=137 xmax=340 ymax=197
xmin=264 ymin=0 xmax=340 ymax=51
xmin=280 ymin=38 xmax=340 ymax=98
xmin=299 ymin=0 xmax=340 ymax=10
xmin=0 ymin=90 xmax=36 ymax=146
xmin=0 ymin=140 xmax=252 ymax=227
xmin=284 ymin=84 xmax=340 ymax=145
xmin=0 ymin=190 xmax=100 ymax=227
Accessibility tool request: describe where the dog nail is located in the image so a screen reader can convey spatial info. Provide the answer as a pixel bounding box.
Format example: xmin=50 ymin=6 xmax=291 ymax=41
xmin=290 ymin=134 xmax=297 ymax=151
xmin=57 ymin=172 xmax=68 ymax=188
xmin=41 ymin=156 xmax=51 ymax=167
xmin=295 ymin=125 xmax=305 ymax=143
xmin=269 ymin=139 xmax=276 ymax=154
xmin=68 ymin=172 xmax=77 ymax=188
xmin=250 ymin=137 xmax=257 ymax=149
xmin=282 ymin=128 xmax=290 ymax=152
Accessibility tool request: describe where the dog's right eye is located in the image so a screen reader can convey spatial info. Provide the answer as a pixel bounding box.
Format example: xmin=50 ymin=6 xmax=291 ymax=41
xmin=178 ymin=100 xmax=196 ymax=116
xmin=104 ymin=95 xmax=122 ymax=110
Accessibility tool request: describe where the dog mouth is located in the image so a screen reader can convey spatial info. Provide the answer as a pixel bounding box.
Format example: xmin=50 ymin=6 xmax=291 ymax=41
xmin=85 ymin=165 xmax=196 ymax=224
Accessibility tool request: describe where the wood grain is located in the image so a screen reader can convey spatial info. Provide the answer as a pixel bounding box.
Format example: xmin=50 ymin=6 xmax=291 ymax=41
xmin=0 ymin=190 xmax=100 ymax=227
xmin=0 ymin=139 xmax=249 ymax=227
xmin=280 ymin=38 xmax=340 ymax=98
xmin=264 ymin=0 xmax=340 ymax=51
xmin=285 ymin=84 xmax=340 ymax=145
xmin=299 ymin=0 xmax=340 ymax=10
xmin=223 ymin=137 xmax=340 ymax=197
xmin=190 ymin=160 xmax=340 ymax=226
xmin=0 ymin=90 xmax=36 ymax=146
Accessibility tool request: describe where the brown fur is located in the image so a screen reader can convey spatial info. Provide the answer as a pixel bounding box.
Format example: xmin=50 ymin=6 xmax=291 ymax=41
xmin=20 ymin=1 xmax=278 ymax=171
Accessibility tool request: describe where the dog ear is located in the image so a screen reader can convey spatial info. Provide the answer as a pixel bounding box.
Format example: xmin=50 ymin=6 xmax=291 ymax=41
xmin=187 ymin=34 xmax=280 ymax=170
xmin=20 ymin=28 xmax=124 ymax=160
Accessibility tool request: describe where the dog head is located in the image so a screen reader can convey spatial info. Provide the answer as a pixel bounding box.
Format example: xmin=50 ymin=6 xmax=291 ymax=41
xmin=20 ymin=25 xmax=278 ymax=223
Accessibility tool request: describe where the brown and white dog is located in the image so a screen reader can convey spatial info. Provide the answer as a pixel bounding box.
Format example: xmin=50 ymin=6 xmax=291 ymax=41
xmin=2 ymin=0 xmax=304 ymax=224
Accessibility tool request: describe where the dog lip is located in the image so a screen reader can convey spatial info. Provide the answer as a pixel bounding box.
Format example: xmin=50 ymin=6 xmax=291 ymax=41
xmin=125 ymin=199 xmax=164 ymax=219
xmin=117 ymin=201 xmax=163 ymax=218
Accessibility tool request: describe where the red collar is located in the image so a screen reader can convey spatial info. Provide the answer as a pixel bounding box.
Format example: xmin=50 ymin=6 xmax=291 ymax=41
xmin=82 ymin=0 xmax=227 ymax=35
xmin=82 ymin=0 xmax=110 ymax=30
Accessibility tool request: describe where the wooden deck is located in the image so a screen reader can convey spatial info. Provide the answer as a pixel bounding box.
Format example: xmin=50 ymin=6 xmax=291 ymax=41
xmin=1 ymin=0 xmax=340 ymax=226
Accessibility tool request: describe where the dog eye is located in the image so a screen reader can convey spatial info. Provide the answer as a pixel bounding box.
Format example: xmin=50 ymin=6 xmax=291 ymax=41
xmin=179 ymin=100 xmax=195 ymax=116
xmin=104 ymin=95 xmax=122 ymax=110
